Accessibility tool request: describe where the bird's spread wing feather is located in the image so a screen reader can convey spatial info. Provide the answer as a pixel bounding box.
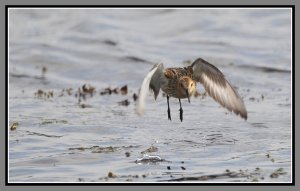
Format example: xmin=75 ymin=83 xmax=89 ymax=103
xmin=136 ymin=63 xmax=164 ymax=115
xmin=150 ymin=64 xmax=165 ymax=100
xmin=191 ymin=58 xmax=247 ymax=120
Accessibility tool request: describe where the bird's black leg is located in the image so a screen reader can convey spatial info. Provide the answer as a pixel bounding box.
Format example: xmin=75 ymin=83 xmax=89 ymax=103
xmin=178 ymin=98 xmax=183 ymax=122
xmin=167 ymin=95 xmax=171 ymax=121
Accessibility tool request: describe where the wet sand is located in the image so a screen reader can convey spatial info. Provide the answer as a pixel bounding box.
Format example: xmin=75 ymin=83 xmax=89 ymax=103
xmin=9 ymin=8 xmax=292 ymax=182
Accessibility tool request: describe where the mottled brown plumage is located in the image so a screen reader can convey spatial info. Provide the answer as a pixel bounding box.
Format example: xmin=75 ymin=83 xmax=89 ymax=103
xmin=137 ymin=58 xmax=247 ymax=121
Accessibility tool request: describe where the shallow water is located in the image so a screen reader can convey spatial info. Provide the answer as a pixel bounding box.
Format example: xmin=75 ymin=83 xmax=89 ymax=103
xmin=8 ymin=8 xmax=292 ymax=183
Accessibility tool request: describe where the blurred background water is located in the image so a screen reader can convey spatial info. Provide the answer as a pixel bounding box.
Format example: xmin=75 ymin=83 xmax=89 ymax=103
xmin=9 ymin=8 xmax=292 ymax=182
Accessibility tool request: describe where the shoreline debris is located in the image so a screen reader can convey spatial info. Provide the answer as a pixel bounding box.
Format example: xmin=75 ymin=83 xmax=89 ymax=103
xmin=10 ymin=122 xmax=19 ymax=131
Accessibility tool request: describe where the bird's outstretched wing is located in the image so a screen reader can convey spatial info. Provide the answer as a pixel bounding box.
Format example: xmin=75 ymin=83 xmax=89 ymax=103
xmin=136 ymin=63 xmax=165 ymax=115
xmin=191 ymin=58 xmax=247 ymax=120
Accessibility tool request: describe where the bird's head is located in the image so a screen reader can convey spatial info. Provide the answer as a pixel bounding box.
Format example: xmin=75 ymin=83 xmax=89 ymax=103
xmin=178 ymin=77 xmax=196 ymax=103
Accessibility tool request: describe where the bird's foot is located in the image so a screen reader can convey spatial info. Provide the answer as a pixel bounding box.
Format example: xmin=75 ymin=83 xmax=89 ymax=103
xmin=179 ymin=108 xmax=183 ymax=122
xmin=168 ymin=108 xmax=171 ymax=121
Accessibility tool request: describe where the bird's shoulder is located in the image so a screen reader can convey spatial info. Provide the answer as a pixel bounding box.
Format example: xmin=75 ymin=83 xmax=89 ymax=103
xmin=164 ymin=67 xmax=191 ymax=79
xmin=164 ymin=68 xmax=176 ymax=79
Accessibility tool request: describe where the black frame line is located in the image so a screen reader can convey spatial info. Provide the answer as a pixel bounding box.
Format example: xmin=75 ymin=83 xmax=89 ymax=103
xmin=5 ymin=4 xmax=295 ymax=186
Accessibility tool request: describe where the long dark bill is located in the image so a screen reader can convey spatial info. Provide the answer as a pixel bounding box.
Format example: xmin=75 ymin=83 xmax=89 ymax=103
xmin=186 ymin=90 xmax=190 ymax=103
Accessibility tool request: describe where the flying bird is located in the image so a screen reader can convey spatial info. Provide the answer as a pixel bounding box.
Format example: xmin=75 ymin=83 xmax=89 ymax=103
xmin=136 ymin=58 xmax=247 ymax=122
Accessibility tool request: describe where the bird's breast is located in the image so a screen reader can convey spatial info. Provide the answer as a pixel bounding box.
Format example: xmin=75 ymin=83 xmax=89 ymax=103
xmin=161 ymin=67 xmax=194 ymax=99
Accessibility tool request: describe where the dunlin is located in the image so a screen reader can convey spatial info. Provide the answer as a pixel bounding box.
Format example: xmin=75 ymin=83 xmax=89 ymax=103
xmin=136 ymin=58 xmax=247 ymax=122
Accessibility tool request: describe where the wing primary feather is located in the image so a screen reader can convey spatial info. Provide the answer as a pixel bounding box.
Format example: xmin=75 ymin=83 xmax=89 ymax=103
xmin=136 ymin=64 xmax=163 ymax=115
xmin=150 ymin=64 xmax=164 ymax=100
xmin=192 ymin=58 xmax=247 ymax=120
